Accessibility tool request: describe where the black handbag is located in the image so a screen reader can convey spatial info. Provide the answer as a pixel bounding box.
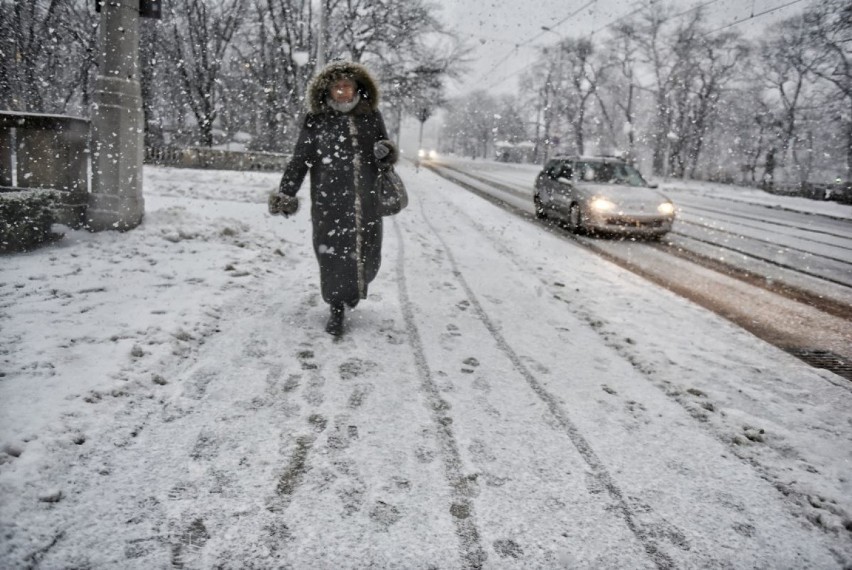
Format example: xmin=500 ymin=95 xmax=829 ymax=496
xmin=375 ymin=166 xmax=408 ymax=216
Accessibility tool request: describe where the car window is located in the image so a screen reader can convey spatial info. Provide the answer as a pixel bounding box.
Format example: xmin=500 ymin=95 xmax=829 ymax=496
xmin=618 ymin=164 xmax=648 ymax=187
xmin=543 ymin=160 xmax=561 ymax=178
xmin=575 ymin=161 xmax=647 ymax=187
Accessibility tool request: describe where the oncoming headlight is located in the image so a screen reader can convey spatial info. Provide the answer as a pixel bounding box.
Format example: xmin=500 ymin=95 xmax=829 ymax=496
xmin=590 ymin=197 xmax=616 ymax=212
xmin=657 ymin=202 xmax=675 ymax=215
xmin=428 ymin=149 xmax=438 ymax=159
xmin=418 ymin=149 xmax=426 ymax=158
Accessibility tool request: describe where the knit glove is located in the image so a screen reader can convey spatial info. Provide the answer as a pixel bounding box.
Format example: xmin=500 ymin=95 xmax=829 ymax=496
xmin=373 ymin=141 xmax=391 ymax=160
xmin=268 ymin=192 xmax=299 ymax=217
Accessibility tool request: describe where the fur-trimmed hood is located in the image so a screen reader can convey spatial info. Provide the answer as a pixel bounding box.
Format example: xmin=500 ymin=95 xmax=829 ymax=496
xmin=307 ymin=61 xmax=380 ymax=114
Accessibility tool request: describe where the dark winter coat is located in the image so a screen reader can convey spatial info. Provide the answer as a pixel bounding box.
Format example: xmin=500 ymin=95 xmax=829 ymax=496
xmin=278 ymin=62 xmax=398 ymax=306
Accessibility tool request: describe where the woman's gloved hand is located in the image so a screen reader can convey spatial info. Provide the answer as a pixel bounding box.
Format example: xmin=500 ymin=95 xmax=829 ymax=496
xmin=268 ymin=192 xmax=299 ymax=217
xmin=373 ymin=141 xmax=391 ymax=160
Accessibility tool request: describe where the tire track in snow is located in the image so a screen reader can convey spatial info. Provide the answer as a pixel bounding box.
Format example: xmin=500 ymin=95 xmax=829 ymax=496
xmin=410 ymin=200 xmax=678 ymax=570
xmin=392 ymin=220 xmax=487 ymax=570
xmin=430 ymin=190 xmax=852 ymax=566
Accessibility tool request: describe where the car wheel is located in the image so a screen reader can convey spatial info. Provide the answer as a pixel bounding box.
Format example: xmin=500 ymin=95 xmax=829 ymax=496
xmin=568 ymin=203 xmax=584 ymax=234
xmin=533 ymin=193 xmax=546 ymax=219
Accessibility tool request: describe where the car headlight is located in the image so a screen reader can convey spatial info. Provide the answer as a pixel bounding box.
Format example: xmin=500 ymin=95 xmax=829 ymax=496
xmin=428 ymin=149 xmax=438 ymax=159
xmin=657 ymin=202 xmax=675 ymax=215
xmin=590 ymin=197 xmax=616 ymax=212
xmin=418 ymin=149 xmax=426 ymax=158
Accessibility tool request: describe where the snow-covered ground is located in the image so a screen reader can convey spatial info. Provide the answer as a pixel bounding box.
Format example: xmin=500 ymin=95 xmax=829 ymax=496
xmin=1 ymin=164 xmax=851 ymax=568
xmin=655 ymin=178 xmax=852 ymax=221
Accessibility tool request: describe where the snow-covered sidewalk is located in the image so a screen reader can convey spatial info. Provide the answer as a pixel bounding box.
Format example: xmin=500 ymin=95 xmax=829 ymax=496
xmin=1 ymin=164 xmax=851 ymax=568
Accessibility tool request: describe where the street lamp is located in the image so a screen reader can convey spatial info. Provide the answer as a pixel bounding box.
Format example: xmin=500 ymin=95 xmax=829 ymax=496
xmin=539 ymin=26 xmax=564 ymax=163
xmin=416 ymin=107 xmax=431 ymax=154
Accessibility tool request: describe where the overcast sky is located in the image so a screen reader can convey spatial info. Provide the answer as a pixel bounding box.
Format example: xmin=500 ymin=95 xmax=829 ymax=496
xmin=434 ymin=0 xmax=815 ymax=97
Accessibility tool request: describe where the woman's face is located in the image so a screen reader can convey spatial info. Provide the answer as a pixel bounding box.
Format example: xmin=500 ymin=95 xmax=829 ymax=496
xmin=330 ymin=78 xmax=357 ymax=103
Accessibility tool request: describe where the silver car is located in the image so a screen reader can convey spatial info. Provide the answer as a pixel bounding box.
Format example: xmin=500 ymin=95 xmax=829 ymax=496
xmin=533 ymin=156 xmax=675 ymax=238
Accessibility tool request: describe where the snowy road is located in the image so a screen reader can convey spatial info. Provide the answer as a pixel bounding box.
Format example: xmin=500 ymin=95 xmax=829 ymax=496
xmin=1 ymin=165 xmax=851 ymax=568
xmin=425 ymin=158 xmax=852 ymax=371
xmin=428 ymin=157 xmax=852 ymax=299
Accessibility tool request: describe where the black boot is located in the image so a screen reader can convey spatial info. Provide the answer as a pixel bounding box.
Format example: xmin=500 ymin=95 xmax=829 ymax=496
xmin=325 ymin=303 xmax=345 ymax=336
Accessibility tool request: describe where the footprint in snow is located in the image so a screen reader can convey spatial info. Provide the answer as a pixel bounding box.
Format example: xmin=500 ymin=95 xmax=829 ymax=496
xmin=369 ymin=501 xmax=402 ymax=530
xmin=339 ymin=358 xmax=377 ymax=380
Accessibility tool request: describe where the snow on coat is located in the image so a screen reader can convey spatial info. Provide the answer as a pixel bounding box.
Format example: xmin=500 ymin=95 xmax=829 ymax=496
xmin=279 ymin=61 xmax=398 ymax=305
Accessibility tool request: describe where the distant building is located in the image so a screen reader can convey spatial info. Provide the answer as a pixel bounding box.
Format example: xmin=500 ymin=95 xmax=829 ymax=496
xmin=495 ymin=140 xmax=535 ymax=163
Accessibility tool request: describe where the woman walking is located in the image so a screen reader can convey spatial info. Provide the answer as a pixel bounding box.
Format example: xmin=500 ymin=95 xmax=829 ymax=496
xmin=269 ymin=61 xmax=398 ymax=336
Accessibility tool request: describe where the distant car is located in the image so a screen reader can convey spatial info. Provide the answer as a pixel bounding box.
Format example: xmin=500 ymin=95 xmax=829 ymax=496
xmin=418 ymin=149 xmax=439 ymax=160
xmin=533 ymin=155 xmax=675 ymax=238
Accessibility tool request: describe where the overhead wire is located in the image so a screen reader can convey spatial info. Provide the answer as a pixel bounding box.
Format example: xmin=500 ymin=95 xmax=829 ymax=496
xmin=670 ymin=0 xmax=724 ymax=20
xmin=702 ymin=0 xmax=807 ymax=35
xmin=479 ymin=0 xmax=812 ymax=90
xmin=482 ymin=0 xmax=649 ymax=89
xmin=474 ymin=0 xmax=598 ymax=85
xmin=587 ymin=0 xmax=654 ymax=36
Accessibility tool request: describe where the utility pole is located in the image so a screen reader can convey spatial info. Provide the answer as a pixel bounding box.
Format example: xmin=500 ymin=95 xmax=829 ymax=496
xmin=316 ymin=0 xmax=327 ymax=69
xmin=88 ymin=0 xmax=145 ymax=231
xmin=541 ymin=27 xmax=564 ymax=163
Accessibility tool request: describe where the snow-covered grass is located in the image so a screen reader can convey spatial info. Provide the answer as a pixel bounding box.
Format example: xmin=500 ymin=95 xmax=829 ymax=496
xmin=655 ymin=177 xmax=852 ymax=221
xmin=1 ymin=164 xmax=850 ymax=567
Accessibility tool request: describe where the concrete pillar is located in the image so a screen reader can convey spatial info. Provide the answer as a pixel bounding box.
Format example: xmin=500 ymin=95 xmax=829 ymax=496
xmin=87 ymin=0 xmax=145 ymax=231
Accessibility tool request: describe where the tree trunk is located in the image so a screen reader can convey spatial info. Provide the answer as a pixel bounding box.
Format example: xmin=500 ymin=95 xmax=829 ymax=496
xmin=625 ymin=83 xmax=635 ymax=162
xmin=651 ymin=95 xmax=669 ymax=176
xmin=763 ymin=147 xmax=776 ymax=190
xmin=847 ymin=102 xmax=852 ymax=182
xmin=574 ymin=106 xmax=585 ymax=156
xmin=687 ymin=107 xmax=711 ymax=179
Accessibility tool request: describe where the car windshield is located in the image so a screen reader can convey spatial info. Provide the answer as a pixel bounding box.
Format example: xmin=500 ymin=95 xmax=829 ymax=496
xmin=575 ymin=161 xmax=647 ymax=187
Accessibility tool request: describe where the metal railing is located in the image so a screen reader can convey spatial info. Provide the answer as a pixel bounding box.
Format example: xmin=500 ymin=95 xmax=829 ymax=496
xmin=144 ymin=146 xmax=290 ymax=172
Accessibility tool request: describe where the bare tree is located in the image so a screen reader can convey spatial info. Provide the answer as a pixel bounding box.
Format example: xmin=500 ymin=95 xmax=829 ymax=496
xmin=0 ymin=0 xmax=65 ymax=112
xmin=166 ymin=0 xmax=247 ymax=147
xmin=758 ymin=13 xmax=824 ymax=183
xmin=327 ymin=0 xmax=441 ymax=64
xmin=56 ymin=1 xmax=101 ymax=114
xmin=371 ymin=43 xmax=466 ymax=144
xmin=443 ymin=91 xmax=501 ymax=158
xmin=633 ymin=2 xmax=683 ymax=176
xmin=525 ymin=43 xmax=566 ymax=161
xmin=806 ymin=0 xmax=852 ymax=181
xmin=139 ymin=16 xmax=170 ymax=148
xmin=518 ymin=63 xmax=552 ymax=163
xmin=326 ymin=0 xmax=468 ymax=139
xmin=557 ymin=37 xmax=611 ymax=156
xmin=682 ymin=31 xmax=749 ymax=178
xmin=737 ymin=88 xmax=782 ymax=184
xmin=494 ymin=95 xmax=529 ymax=145
xmin=229 ymin=0 xmax=316 ymax=152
